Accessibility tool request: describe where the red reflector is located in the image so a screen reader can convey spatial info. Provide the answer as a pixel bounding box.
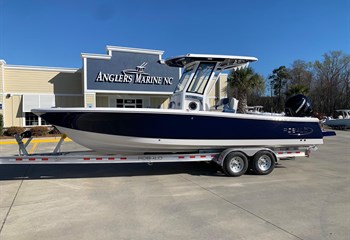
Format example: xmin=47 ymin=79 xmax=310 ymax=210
xmin=178 ymin=156 xmax=185 ymax=159
xmin=29 ymin=158 xmax=35 ymax=161
xmin=296 ymin=152 xmax=301 ymax=154
xmin=200 ymin=155 xmax=206 ymax=158
xmin=287 ymin=152 xmax=292 ymax=154
xmin=190 ymin=156 xmax=195 ymax=158
xmin=16 ymin=158 xmax=22 ymax=161
xmin=96 ymin=158 xmax=102 ymax=160
xmin=41 ymin=158 xmax=49 ymax=161
xmin=84 ymin=158 xmax=90 ymax=160
xmin=108 ymin=157 xmax=115 ymax=160
xmin=120 ymin=157 xmax=127 ymax=160
xmin=278 ymin=152 xmax=283 ymax=154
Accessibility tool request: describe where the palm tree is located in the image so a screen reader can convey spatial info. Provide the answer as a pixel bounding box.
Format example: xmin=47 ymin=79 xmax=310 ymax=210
xmin=227 ymin=67 xmax=265 ymax=113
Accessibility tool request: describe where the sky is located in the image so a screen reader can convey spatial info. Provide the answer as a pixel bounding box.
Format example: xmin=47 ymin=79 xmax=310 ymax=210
xmin=0 ymin=0 xmax=349 ymax=82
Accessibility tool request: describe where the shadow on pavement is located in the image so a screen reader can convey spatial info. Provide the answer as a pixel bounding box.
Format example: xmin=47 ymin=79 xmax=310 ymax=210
xmin=0 ymin=162 xmax=226 ymax=180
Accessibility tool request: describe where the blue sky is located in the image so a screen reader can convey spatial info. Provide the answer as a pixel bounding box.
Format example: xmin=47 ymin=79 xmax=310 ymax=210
xmin=0 ymin=0 xmax=349 ymax=80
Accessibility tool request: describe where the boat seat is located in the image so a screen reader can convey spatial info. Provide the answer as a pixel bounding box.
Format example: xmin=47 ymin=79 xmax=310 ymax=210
xmin=216 ymin=97 xmax=238 ymax=113
xmin=223 ymin=106 xmax=235 ymax=113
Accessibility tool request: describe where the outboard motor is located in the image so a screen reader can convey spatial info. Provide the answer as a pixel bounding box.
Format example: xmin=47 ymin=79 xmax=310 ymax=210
xmin=285 ymin=94 xmax=313 ymax=117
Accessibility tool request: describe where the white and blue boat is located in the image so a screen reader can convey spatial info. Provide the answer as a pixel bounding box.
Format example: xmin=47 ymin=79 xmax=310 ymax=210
xmin=324 ymin=110 xmax=350 ymax=130
xmin=32 ymin=54 xmax=332 ymax=154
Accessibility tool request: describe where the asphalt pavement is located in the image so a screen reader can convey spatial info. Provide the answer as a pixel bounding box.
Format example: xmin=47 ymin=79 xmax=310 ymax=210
xmin=0 ymin=131 xmax=349 ymax=240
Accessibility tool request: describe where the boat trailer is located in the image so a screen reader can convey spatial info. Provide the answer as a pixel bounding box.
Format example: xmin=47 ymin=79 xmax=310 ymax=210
xmin=0 ymin=133 xmax=317 ymax=177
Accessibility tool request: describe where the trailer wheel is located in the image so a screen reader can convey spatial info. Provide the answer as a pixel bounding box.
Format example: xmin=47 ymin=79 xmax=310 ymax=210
xmin=223 ymin=152 xmax=248 ymax=177
xmin=250 ymin=151 xmax=276 ymax=175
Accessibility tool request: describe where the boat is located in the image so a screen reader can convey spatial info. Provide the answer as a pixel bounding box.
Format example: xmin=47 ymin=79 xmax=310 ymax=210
xmin=32 ymin=54 xmax=332 ymax=154
xmin=245 ymin=105 xmax=285 ymax=116
xmin=246 ymin=105 xmax=264 ymax=114
xmin=324 ymin=110 xmax=350 ymax=129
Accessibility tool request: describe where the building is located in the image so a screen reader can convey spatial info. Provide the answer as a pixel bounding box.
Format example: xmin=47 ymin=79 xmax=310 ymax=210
xmin=0 ymin=46 xmax=228 ymax=128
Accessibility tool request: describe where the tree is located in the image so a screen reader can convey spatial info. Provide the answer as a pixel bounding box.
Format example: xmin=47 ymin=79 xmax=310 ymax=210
xmin=285 ymin=84 xmax=309 ymax=98
xmin=311 ymin=51 xmax=350 ymax=115
xmin=268 ymin=66 xmax=289 ymax=112
xmin=227 ymin=67 xmax=265 ymax=113
xmin=288 ymin=60 xmax=313 ymax=90
xmin=256 ymin=51 xmax=349 ymax=116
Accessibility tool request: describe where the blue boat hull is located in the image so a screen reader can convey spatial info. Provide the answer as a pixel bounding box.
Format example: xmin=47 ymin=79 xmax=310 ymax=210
xmin=32 ymin=108 xmax=326 ymax=153
xmin=38 ymin=111 xmax=324 ymax=140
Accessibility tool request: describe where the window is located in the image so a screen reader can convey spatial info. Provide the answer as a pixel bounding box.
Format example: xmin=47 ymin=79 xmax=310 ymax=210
xmin=22 ymin=94 xmax=55 ymax=126
xmin=41 ymin=118 xmax=49 ymax=125
xmin=124 ymin=99 xmax=136 ymax=108
xmin=136 ymin=99 xmax=142 ymax=108
xmin=22 ymin=95 xmax=55 ymax=111
xmin=116 ymin=99 xmax=123 ymax=108
xmin=187 ymin=63 xmax=216 ymax=94
xmin=24 ymin=112 xmax=49 ymax=126
xmin=25 ymin=112 xmax=39 ymax=126
xmin=175 ymin=64 xmax=195 ymax=93
xmin=116 ymin=99 xmax=143 ymax=108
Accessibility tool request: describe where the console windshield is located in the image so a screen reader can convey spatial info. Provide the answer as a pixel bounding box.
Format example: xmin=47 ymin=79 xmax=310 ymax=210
xmin=186 ymin=63 xmax=216 ymax=94
xmin=175 ymin=64 xmax=195 ymax=93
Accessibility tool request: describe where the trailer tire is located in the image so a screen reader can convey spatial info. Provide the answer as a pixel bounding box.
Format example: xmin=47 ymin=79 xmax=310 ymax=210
xmin=223 ymin=152 xmax=248 ymax=177
xmin=250 ymin=150 xmax=276 ymax=175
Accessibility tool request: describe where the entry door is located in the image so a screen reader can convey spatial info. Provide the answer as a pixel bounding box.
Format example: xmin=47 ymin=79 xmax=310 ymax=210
xmin=116 ymin=99 xmax=143 ymax=108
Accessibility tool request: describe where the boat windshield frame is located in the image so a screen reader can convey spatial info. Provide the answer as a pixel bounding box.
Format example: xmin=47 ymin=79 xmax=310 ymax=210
xmin=175 ymin=63 xmax=196 ymax=93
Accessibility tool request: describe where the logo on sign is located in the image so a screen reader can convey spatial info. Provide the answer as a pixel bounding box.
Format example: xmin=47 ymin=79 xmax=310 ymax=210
xmin=122 ymin=62 xmax=149 ymax=76
xmin=95 ymin=62 xmax=173 ymax=85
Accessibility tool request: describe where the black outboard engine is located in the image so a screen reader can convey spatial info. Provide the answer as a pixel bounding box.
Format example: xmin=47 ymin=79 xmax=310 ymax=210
xmin=285 ymin=94 xmax=313 ymax=117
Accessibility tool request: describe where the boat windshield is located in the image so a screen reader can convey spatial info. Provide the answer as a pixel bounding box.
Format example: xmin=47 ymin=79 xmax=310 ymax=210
xmin=187 ymin=63 xmax=216 ymax=94
xmin=338 ymin=110 xmax=350 ymax=118
xmin=175 ymin=64 xmax=195 ymax=93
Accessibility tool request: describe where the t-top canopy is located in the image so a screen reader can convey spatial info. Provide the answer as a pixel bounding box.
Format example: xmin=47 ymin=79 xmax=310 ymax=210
xmin=165 ymin=54 xmax=258 ymax=70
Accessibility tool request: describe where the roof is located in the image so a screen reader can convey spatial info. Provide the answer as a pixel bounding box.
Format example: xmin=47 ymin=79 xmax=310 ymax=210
xmin=165 ymin=54 xmax=258 ymax=69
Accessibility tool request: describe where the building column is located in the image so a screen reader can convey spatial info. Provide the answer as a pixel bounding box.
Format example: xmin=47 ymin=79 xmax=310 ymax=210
xmin=0 ymin=60 xmax=5 ymax=127
xmin=84 ymin=93 xmax=96 ymax=108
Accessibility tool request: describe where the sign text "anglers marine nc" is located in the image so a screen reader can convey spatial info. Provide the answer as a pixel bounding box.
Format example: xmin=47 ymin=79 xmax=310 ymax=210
xmin=95 ymin=62 xmax=174 ymax=85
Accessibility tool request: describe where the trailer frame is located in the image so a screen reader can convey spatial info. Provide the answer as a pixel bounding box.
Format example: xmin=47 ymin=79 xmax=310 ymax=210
xmin=0 ymin=134 xmax=318 ymax=177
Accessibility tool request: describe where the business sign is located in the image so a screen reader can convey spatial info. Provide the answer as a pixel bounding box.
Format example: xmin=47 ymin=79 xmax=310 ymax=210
xmin=86 ymin=50 xmax=179 ymax=93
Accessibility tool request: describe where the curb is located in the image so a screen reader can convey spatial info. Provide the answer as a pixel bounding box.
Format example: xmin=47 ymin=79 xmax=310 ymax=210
xmin=0 ymin=137 xmax=73 ymax=145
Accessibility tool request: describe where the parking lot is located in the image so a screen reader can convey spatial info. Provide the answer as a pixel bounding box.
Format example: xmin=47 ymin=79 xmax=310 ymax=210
xmin=0 ymin=131 xmax=349 ymax=240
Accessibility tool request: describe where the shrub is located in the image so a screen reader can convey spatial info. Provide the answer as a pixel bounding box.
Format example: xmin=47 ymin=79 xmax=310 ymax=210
xmin=4 ymin=126 xmax=26 ymax=136
xmin=0 ymin=113 xmax=3 ymax=135
xmin=49 ymin=126 xmax=61 ymax=135
xmin=30 ymin=126 xmax=49 ymax=136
